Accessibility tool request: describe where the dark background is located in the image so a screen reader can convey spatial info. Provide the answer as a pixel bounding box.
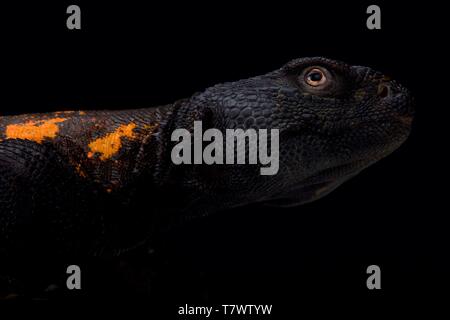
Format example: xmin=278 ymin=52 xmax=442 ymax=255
xmin=1 ymin=0 xmax=448 ymax=313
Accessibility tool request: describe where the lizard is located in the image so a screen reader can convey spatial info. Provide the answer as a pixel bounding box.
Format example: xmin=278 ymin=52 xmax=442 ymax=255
xmin=0 ymin=57 xmax=413 ymax=295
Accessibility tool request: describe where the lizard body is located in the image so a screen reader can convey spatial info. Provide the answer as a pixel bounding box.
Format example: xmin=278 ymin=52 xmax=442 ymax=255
xmin=0 ymin=57 xmax=413 ymax=294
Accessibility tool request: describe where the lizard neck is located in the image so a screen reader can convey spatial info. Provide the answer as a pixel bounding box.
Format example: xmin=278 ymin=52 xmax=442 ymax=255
xmin=130 ymin=100 xmax=183 ymax=188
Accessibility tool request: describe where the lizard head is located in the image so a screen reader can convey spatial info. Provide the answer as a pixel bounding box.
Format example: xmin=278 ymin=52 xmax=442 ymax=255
xmin=169 ymin=57 xmax=414 ymax=209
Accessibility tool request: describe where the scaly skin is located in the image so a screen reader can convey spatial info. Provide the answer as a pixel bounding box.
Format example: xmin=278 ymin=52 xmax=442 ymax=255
xmin=0 ymin=57 xmax=413 ymax=294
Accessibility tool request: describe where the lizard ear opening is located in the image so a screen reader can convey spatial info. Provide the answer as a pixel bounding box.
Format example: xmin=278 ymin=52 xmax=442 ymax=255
xmin=195 ymin=106 xmax=217 ymax=132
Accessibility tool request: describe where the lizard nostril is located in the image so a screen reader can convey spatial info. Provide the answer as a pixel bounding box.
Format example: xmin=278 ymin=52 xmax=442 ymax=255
xmin=377 ymin=80 xmax=414 ymax=117
xmin=378 ymin=84 xmax=390 ymax=98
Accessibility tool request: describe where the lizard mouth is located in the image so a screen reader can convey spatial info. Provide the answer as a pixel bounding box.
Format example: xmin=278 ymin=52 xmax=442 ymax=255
xmin=304 ymin=161 xmax=365 ymax=184
xmin=264 ymin=161 xmax=366 ymax=207
xmin=396 ymin=114 xmax=413 ymax=127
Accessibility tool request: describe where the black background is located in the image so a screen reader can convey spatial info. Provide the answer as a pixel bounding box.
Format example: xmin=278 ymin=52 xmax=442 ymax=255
xmin=1 ymin=0 xmax=448 ymax=313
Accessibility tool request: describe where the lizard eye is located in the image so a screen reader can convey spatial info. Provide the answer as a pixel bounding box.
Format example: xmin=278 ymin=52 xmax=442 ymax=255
xmin=304 ymin=67 xmax=327 ymax=87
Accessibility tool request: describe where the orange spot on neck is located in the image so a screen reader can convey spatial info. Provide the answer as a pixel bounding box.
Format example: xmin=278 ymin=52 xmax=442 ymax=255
xmin=87 ymin=123 xmax=137 ymax=161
